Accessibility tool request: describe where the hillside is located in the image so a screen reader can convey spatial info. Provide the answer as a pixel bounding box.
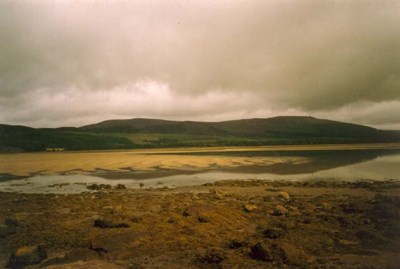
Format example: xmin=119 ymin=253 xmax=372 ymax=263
xmin=0 ymin=124 xmax=135 ymax=152
xmin=1 ymin=116 xmax=399 ymax=152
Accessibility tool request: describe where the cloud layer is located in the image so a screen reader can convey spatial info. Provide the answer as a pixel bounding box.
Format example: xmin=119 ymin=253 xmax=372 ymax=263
xmin=0 ymin=0 xmax=399 ymax=129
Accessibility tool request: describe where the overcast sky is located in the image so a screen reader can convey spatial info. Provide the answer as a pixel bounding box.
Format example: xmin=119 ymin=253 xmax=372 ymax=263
xmin=0 ymin=0 xmax=399 ymax=129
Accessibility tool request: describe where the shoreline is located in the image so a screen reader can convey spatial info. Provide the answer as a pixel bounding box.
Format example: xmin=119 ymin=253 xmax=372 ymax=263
xmin=2 ymin=142 xmax=400 ymax=155
xmin=1 ymin=179 xmax=399 ymax=268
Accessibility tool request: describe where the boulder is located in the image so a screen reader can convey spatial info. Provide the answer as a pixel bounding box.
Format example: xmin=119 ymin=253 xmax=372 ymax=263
xmin=243 ymin=204 xmax=258 ymax=212
xmin=43 ymin=260 xmax=123 ymax=269
xmin=183 ymin=205 xmax=214 ymax=223
xmin=93 ymin=219 xmax=130 ymax=229
xmin=90 ymin=231 xmax=145 ymax=257
xmin=8 ymin=245 xmax=47 ymax=269
xmin=87 ymin=184 xmax=112 ymax=191
xmin=114 ymin=184 xmax=126 ymax=190
xmin=250 ymin=242 xmax=273 ymax=261
xmin=280 ymin=242 xmax=313 ymax=267
xmin=272 ymin=205 xmax=289 ymax=216
xmin=277 ymin=192 xmax=290 ymax=201
xmin=264 ymin=228 xmax=285 ymax=239
xmin=198 ymin=248 xmax=226 ymax=265
xmin=0 ymin=219 xmax=18 ymax=238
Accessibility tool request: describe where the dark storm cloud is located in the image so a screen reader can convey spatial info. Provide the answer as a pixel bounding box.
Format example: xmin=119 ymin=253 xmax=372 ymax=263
xmin=0 ymin=0 xmax=399 ymax=128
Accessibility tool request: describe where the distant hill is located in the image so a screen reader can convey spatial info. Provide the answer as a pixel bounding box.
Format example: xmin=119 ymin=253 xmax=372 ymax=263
xmin=1 ymin=116 xmax=399 ymax=152
xmin=0 ymin=124 xmax=134 ymax=152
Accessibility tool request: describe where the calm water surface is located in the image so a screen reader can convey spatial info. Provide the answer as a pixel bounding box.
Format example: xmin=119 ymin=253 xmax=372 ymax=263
xmin=0 ymin=149 xmax=399 ymax=193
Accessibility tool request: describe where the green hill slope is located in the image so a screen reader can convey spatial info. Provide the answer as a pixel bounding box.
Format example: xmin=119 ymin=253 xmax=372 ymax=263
xmin=0 ymin=124 xmax=135 ymax=152
xmin=1 ymin=116 xmax=399 ymax=152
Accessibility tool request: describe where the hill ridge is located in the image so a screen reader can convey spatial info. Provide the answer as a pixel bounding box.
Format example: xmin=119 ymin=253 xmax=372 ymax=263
xmin=1 ymin=116 xmax=399 ymax=152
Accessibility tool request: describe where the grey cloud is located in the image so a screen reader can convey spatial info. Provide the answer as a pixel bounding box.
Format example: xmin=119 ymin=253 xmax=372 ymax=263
xmin=0 ymin=0 xmax=399 ymax=127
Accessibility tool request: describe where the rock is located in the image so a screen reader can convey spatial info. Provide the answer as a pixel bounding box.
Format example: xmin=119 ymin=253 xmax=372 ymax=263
xmin=87 ymin=184 xmax=112 ymax=191
xmin=321 ymin=202 xmax=331 ymax=210
xmin=199 ymin=248 xmax=225 ymax=265
xmin=40 ymin=249 xmax=100 ymax=267
xmin=114 ymin=184 xmax=126 ymax=190
xmin=264 ymin=228 xmax=285 ymax=239
xmin=209 ymin=189 xmax=229 ymax=199
xmin=93 ymin=219 xmax=130 ymax=229
xmin=183 ymin=205 xmax=214 ymax=222
xmin=198 ymin=214 xmax=211 ymax=223
xmin=64 ymin=248 xmax=100 ymax=262
xmin=43 ymin=260 xmax=123 ymax=269
xmin=277 ymin=192 xmax=290 ymax=201
xmin=250 ymin=242 xmax=273 ymax=261
xmin=90 ymin=231 xmax=145 ymax=257
xmin=374 ymin=203 xmax=399 ymax=218
xmin=56 ymin=208 xmax=71 ymax=215
xmin=8 ymin=245 xmax=47 ymax=269
xmin=131 ymin=215 xmax=143 ymax=223
xmin=280 ymin=242 xmax=313 ymax=267
xmin=243 ymin=204 xmax=258 ymax=212
xmin=87 ymin=184 xmax=100 ymax=190
xmin=341 ymin=202 xmax=361 ymax=214
xmin=0 ymin=219 xmax=18 ymax=238
xmin=272 ymin=205 xmax=289 ymax=216
xmin=228 ymin=239 xmax=248 ymax=249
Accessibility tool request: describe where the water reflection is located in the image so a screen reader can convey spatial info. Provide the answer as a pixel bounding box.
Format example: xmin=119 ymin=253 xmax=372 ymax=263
xmin=0 ymin=149 xmax=399 ymax=193
xmin=95 ymin=149 xmax=400 ymax=179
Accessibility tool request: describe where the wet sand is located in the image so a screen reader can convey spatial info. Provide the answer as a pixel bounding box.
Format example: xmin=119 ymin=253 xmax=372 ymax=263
xmin=1 ymin=179 xmax=399 ymax=268
xmin=1 ymin=143 xmax=400 ymax=177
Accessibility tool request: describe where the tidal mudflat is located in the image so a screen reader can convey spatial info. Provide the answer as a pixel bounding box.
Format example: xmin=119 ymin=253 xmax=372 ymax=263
xmin=0 ymin=144 xmax=399 ymax=268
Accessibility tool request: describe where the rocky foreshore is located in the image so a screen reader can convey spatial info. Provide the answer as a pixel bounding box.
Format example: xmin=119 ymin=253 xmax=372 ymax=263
xmin=0 ymin=179 xmax=399 ymax=268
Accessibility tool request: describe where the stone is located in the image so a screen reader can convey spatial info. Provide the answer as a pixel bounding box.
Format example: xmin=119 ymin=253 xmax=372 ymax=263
xmin=250 ymin=242 xmax=273 ymax=261
xmin=209 ymin=189 xmax=229 ymax=199
xmin=39 ymin=249 xmax=100 ymax=268
xmin=183 ymin=206 xmax=214 ymax=223
xmin=114 ymin=184 xmax=126 ymax=190
xmin=198 ymin=214 xmax=212 ymax=223
xmin=64 ymin=248 xmax=100 ymax=262
xmin=43 ymin=260 xmax=123 ymax=269
xmin=199 ymin=248 xmax=225 ymax=265
xmin=264 ymin=228 xmax=285 ymax=239
xmin=280 ymin=242 xmax=313 ymax=266
xmin=93 ymin=219 xmax=130 ymax=229
xmin=321 ymin=202 xmax=331 ymax=210
xmin=243 ymin=204 xmax=258 ymax=212
xmin=87 ymin=184 xmax=112 ymax=191
xmin=0 ymin=219 xmax=18 ymax=238
xmin=56 ymin=208 xmax=71 ymax=215
xmin=90 ymin=231 xmax=144 ymax=256
xmin=8 ymin=245 xmax=47 ymax=269
xmin=184 ymin=205 xmax=212 ymax=216
xmin=272 ymin=205 xmax=289 ymax=216
xmin=87 ymin=184 xmax=100 ymax=190
xmin=277 ymin=192 xmax=290 ymax=201
xmin=228 ymin=239 xmax=248 ymax=249
xmin=131 ymin=215 xmax=143 ymax=223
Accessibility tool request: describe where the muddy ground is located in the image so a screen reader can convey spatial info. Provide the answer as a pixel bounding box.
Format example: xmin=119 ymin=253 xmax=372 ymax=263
xmin=0 ymin=179 xmax=399 ymax=268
